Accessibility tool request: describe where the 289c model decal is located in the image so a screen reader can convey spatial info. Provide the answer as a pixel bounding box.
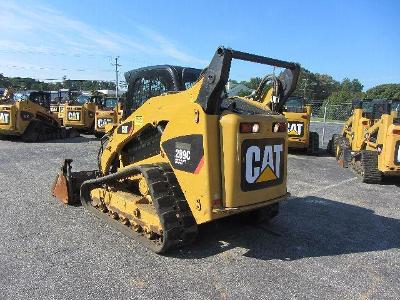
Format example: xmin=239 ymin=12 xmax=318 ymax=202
xmin=162 ymin=135 xmax=204 ymax=173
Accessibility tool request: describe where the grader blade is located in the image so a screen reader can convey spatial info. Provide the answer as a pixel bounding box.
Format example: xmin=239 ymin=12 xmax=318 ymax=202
xmin=52 ymin=159 xmax=96 ymax=205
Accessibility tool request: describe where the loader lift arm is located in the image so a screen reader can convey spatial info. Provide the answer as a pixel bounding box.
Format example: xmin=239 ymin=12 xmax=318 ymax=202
xmin=196 ymin=47 xmax=300 ymax=115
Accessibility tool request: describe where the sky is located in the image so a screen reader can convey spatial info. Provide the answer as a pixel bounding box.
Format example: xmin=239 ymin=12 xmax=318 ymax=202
xmin=0 ymin=0 xmax=399 ymax=90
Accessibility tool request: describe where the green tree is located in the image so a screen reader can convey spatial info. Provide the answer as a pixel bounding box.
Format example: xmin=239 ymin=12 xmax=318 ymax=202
xmin=243 ymin=77 xmax=262 ymax=90
xmin=293 ymin=68 xmax=340 ymax=100
xmin=365 ymin=84 xmax=400 ymax=99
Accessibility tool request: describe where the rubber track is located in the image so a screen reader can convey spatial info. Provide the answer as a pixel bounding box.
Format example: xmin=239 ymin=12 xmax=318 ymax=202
xmin=22 ymin=120 xmax=71 ymax=142
xmin=80 ymin=163 xmax=197 ymax=253
xmin=358 ymin=150 xmax=382 ymax=184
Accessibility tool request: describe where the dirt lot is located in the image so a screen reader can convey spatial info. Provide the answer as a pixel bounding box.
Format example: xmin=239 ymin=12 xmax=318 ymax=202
xmin=0 ymin=131 xmax=399 ymax=300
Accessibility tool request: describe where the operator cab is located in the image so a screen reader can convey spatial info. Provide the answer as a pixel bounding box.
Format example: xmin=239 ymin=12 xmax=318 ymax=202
xmin=28 ymin=91 xmax=52 ymax=110
xmin=75 ymin=94 xmax=103 ymax=106
xmin=359 ymin=99 xmax=391 ymax=120
xmin=284 ymin=96 xmax=307 ymax=113
xmin=12 ymin=90 xmax=51 ymax=109
xmin=124 ymin=65 xmax=202 ymax=118
xmin=100 ymin=97 xmax=118 ymax=110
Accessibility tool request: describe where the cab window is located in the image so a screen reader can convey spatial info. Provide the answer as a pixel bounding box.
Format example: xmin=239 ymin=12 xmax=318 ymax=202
xmin=103 ymin=98 xmax=118 ymax=109
xmin=132 ymin=76 xmax=172 ymax=109
xmin=285 ymin=97 xmax=306 ymax=113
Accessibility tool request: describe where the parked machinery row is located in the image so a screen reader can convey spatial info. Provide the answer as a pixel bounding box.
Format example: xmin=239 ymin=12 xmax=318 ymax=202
xmin=1 ymin=46 xmax=398 ymax=255
xmin=0 ymin=88 xmax=124 ymax=141
xmin=50 ymin=91 xmax=123 ymax=137
xmin=328 ymin=98 xmax=400 ymax=183
xmin=0 ymin=90 xmax=78 ymax=141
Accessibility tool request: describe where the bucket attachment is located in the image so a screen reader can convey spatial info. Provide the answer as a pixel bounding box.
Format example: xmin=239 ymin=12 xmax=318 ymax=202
xmin=52 ymin=159 xmax=97 ymax=205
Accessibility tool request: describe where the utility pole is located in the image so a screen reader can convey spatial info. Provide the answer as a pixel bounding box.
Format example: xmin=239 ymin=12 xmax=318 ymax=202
xmin=111 ymin=57 xmax=121 ymax=100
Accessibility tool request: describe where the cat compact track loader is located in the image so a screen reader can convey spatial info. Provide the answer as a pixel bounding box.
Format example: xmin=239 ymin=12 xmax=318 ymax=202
xmin=94 ymin=97 xmax=123 ymax=138
xmin=283 ymin=97 xmax=319 ymax=154
xmin=50 ymin=89 xmax=76 ymax=125
xmin=63 ymin=92 xmax=104 ymax=133
xmin=328 ymin=99 xmax=400 ymax=183
xmin=52 ymin=46 xmax=300 ymax=253
xmin=0 ymin=90 xmax=78 ymax=142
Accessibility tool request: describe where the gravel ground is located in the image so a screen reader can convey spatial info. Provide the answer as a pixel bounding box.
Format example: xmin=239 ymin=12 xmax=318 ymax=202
xmin=0 ymin=130 xmax=399 ymax=300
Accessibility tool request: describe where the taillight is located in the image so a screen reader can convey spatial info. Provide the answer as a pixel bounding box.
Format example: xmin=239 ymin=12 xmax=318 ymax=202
xmin=212 ymin=198 xmax=222 ymax=209
xmin=240 ymin=122 xmax=260 ymax=133
xmin=393 ymin=129 xmax=400 ymax=135
xmin=109 ymin=112 xmax=114 ymax=116
xmin=301 ymin=115 xmax=308 ymax=119
xmin=273 ymin=122 xmax=287 ymax=132
xmin=96 ymin=112 xmax=99 ymax=116
xmin=362 ymin=121 xmax=369 ymax=125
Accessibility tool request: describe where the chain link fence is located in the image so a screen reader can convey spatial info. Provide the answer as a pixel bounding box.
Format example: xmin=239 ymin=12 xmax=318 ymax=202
xmin=307 ymin=100 xmax=400 ymax=149
xmin=308 ymin=100 xmax=353 ymax=148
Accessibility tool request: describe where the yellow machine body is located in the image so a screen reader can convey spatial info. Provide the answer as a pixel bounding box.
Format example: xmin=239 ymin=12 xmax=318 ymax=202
xmin=94 ymin=100 xmax=123 ymax=136
xmin=98 ymin=82 xmax=288 ymax=224
xmin=0 ymin=95 xmax=60 ymax=138
xmin=333 ymin=99 xmax=400 ymax=182
xmin=63 ymin=102 xmax=97 ymax=131
xmin=283 ymin=105 xmax=312 ymax=149
xmin=50 ymin=103 xmax=66 ymax=124
xmin=52 ymin=47 xmax=300 ymax=253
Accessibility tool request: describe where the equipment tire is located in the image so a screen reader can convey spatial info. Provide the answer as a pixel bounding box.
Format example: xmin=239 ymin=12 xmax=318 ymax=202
xmin=335 ymin=137 xmax=351 ymax=168
xmin=327 ymin=134 xmax=340 ymax=155
xmin=307 ymin=131 xmax=319 ymax=155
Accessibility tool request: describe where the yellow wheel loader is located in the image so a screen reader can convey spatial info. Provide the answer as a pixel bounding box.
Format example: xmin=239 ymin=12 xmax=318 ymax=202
xmin=328 ymin=99 xmax=400 ymax=183
xmin=0 ymin=90 xmax=78 ymax=142
xmin=63 ymin=92 xmax=104 ymax=133
xmin=52 ymin=47 xmax=300 ymax=253
xmin=94 ymin=97 xmax=123 ymax=138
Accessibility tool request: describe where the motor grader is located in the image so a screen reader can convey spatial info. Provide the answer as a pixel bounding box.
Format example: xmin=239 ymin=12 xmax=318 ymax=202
xmin=52 ymin=46 xmax=300 ymax=253
xmin=63 ymin=92 xmax=104 ymax=133
xmin=329 ymin=99 xmax=400 ymax=183
xmin=0 ymin=90 xmax=77 ymax=142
